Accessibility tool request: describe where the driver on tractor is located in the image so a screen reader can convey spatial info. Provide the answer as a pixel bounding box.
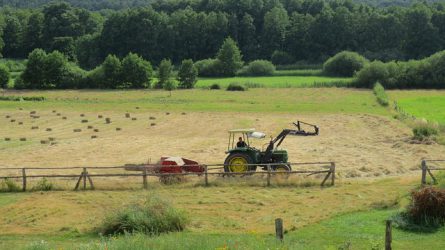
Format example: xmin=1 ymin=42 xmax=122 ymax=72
xmin=236 ymin=137 xmax=247 ymax=148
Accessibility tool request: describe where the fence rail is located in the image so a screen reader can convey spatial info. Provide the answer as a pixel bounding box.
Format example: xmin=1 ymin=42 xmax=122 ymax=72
xmin=421 ymin=160 xmax=445 ymax=185
xmin=0 ymin=162 xmax=336 ymax=191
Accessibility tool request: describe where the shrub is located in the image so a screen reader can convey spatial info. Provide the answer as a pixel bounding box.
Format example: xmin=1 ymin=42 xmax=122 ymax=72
xmin=271 ymin=50 xmax=295 ymax=65
xmin=177 ymin=59 xmax=198 ymax=89
xmin=323 ymin=51 xmax=368 ymax=77
xmin=31 ymin=178 xmax=54 ymax=191
xmin=156 ymin=59 xmax=173 ymax=89
xmin=373 ymin=82 xmax=389 ymax=106
xmin=100 ymin=196 xmax=188 ymax=235
xmin=0 ymin=64 xmax=10 ymax=88
xmin=0 ymin=178 xmax=21 ymax=192
xmin=393 ymin=187 xmax=445 ymax=231
xmin=194 ymin=58 xmax=221 ymax=77
xmin=121 ymin=53 xmax=153 ymax=88
xmin=237 ymin=60 xmax=275 ymax=76
xmin=209 ymin=83 xmax=220 ymax=90
xmin=412 ymin=120 xmax=439 ymax=141
xmin=226 ymin=83 xmax=246 ymax=91
xmin=216 ymin=37 xmax=244 ymax=77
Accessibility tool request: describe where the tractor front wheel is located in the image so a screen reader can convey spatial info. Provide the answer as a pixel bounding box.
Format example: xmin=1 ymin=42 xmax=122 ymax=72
xmin=224 ymin=153 xmax=253 ymax=173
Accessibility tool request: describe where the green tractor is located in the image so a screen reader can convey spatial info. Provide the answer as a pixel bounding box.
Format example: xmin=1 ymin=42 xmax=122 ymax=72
xmin=224 ymin=121 xmax=319 ymax=173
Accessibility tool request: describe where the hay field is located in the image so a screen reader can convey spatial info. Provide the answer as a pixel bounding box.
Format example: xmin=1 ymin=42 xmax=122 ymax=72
xmin=0 ymin=89 xmax=444 ymax=177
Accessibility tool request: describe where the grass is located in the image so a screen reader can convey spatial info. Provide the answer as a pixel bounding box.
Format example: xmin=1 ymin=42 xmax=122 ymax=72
xmin=196 ymin=75 xmax=352 ymax=88
xmin=0 ymin=88 xmax=386 ymax=115
xmin=388 ymin=90 xmax=445 ymax=124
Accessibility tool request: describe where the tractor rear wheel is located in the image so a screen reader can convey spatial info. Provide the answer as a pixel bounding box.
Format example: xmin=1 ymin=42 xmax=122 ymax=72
xmin=272 ymin=164 xmax=291 ymax=172
xmin=224 ymin=153 xmax=253 ymax=173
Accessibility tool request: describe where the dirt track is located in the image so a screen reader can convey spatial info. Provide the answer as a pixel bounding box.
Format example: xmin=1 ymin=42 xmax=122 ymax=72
xmin=1 ymin=111 xmax=444 ymax=177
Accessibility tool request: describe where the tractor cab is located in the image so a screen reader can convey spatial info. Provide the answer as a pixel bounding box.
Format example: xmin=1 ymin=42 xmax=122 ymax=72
xmin=226 ymin=128 xmax=265 ymax=152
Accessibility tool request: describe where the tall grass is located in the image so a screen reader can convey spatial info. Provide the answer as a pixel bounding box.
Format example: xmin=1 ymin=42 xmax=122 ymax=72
xmin=99 ymin=195 xmax=188 ymax=236
xmin=373 ymin=82 xmax=389 ymax=106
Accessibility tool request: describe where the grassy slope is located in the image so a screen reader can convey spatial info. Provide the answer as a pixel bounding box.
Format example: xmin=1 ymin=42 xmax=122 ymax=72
xmin=196 ymin=75 xmax=351 ymax=88
xmin=0 ymin=88 xmax=386 ymax=115
xmin=388 ymin=90 xmax=445 ymax=124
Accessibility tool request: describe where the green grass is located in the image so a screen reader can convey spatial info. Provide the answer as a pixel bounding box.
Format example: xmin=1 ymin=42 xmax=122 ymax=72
xmin=0 ymin=88 xmax=387 ymax=115
xmin=0 ymin=209 xmax=442 ymax=249
xmin=273 ymin=69 xmax=322 ymax=76
xmin=388 ymin=90 xmax=445 ymax=124
xmin=196 ymin=75 xmax=352 ymax=88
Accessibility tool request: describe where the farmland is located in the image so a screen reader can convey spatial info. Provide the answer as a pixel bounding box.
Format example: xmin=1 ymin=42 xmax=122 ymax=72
xmin=0 ymin=87 xmax=445 ymax=249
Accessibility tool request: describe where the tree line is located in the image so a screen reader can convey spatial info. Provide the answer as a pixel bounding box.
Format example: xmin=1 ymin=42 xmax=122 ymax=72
xmin=1 ymin=0 xmax=445 ymax=69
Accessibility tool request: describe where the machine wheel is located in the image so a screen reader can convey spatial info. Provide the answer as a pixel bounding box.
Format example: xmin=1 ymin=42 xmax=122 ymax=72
xmin=272 ymin=164 xmax=292 ymax=172
xmin=224 ymin=153 xmax=254 ymax=173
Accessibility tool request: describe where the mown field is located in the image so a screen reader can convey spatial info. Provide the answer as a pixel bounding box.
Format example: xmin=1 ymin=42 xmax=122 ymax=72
xmin=1 ymin=87 xmax=445 ymax=249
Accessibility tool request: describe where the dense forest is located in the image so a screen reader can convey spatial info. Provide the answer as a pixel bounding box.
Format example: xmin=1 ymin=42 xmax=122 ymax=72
xmin=1 ymin=0 xmax=445 ymax=68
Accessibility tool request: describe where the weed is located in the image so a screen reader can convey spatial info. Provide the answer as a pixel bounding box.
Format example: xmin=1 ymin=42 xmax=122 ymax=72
xmin=32 ymin=178 xmax=55 ymax=191
xmin=373 ymin=82 xmax=389 ymax=106
xmin=0 ymin=178 xmax=21 ymax=192
xmin=226 ymin=83 xmax=246 ymax=91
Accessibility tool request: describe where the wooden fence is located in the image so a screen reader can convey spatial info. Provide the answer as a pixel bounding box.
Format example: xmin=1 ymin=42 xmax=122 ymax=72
xmin=0 ymin=162 xmax=336 ymax=191
xmin=421 ymin=160 xmax=445 ymax=185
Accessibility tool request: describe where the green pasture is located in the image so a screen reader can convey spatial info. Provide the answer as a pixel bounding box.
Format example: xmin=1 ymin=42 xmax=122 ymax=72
xmin=196 ymin=75 xmax=351 ymax=88
xmin=1 ymin=209 xmax=443 ymax=249
xmin=388 ymin=90 xmax=445 ymax=124
xmin=0 ymin=88 xmax=387 ymax=115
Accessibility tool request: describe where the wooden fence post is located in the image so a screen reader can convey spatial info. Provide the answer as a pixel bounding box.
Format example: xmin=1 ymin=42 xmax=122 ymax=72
xmin=143 ymin=167 xmax=148 ymax=189
xmin=83 ymin=167 xmax=87 ymax=190
xmin=275 ymin=218 xmax=284 ymax=241
xmin=421 ymin=160 xmax=427 ymax=185
xmin=385 ymin=220 xmax=392 ymax=250
xmin=267 ymin=165 xmax=271 ymax=187
xmin=22 ymin=168 xmax=26 ymax=192
xmin=204 ymin=165 xmax=209 ymax=186
xmin=331 ymin=162 xmax=335 ymax=186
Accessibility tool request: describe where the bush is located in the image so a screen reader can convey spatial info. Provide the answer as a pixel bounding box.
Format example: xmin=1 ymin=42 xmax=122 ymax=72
xmin=0 ymin=178 xmax=21 ymax=192
xmin=271 ymin=50 xmax=295 ymax=65
xmin=0 ymin=64 xmax=10 ymax=88
xmin=373 ymin=82 xmax=389 ymax=106
xmin=209 ymin=83 xmax=220 ymax=90
xmin=100 ymin=196 xmax=188 ymax=235
xmin=412 ymin=120 xmax=439 ymax=141
xmin=194 ymin=59 xmax=221 ymax=77
xmin=31 ymin=178 xmax=54 ymax=191
xmin=323 ymin=51 xmax=368 ymax=77
xmin=237 ymin=60 xmax=275 ymax=76
xmin=393 ymin=187 xmax=445 ymax=231
xmin=226 ymin=83 xmax=246 ymax=91
xmin=177 ymin=59 xmax=198 ymax=89
xmin=216 ymin=37 xmax=243 ymax=77
xmin=0 ymin=96 xmax=45 ymax=101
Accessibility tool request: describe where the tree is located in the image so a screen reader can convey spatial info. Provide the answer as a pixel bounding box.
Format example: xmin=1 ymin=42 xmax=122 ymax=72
xmin=163 ymin=79 xmax=176 ymax=96
xmin=156 ymin=59 xmax=172 ymax=89
xmin=262 ymin=5 xmax=289 ymax=57
xmin=177 ymin=59 xmax=198 ymax=89
xmin=44 ymin=50 xmax=70 ymax=88
xmin=121 ymin=52 xmax=153 ymax=88
xmin=21 ymin=49 xmax=48 ymax=89
xmin=2 ymin=15 xmax=23 ymax=58
xmin=239 ymin=13 xmax=257 ymax=61
xmin=216 ymin=37 xmax=243 ymax=76
xmin=23 ymin=12 xmax=44 ymax=56
xmin=101 ymin=54 xmax=122 ymax=89
xmin=0 ymin=65 xmax=10 ymax=88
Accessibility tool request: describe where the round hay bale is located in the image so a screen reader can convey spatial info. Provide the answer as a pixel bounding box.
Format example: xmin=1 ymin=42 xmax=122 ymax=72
xmin=31 ymin=115 xmax=40 ymax=119
xmin=40 ymin=140 xmax=48 ymax=144
xmin=91 ymin=135 xmax=98 ymax=139
xmin=105 ymin=118 xmax=111 ymax=124
xmin=116 ymin=127 xmax=122 ymax=131
xmin=10 ymin=119 xmax=16 ymax=122
xmin=135 ymin=107 xmax=140 ymax=109
xmin=73 ymin=129 xmax=81 ymax=132
xmin=48 ymin=137 xmax=55 ymax=141
xmin=87 ymin=125 xmax=93 ymax=129
xmin=80 ymin=114 xmax=85 ymax=117
xmin=20 ymin=138 xmax=27 ymax=141
xmin=98 ymin=115 xmax=103 ymax=118
xmin=56 ymin=113 xmax=61 ymax=116
xmin=52 ymin=110 xmax=56 ymax=113
xmin=62 ymin=116 xmax=67 ymax=120
xmin=166 ymin=112 xmax=170 ymax=115
xmin=81 ymin=119 xmax=88 ymax=123
xmin=132 ymin=117 xmax=137 ymax=121
xmin=125 ymin=113 xmax=130 ymax=118
xmin=182 ymin=112 xmax=186 ymax=115
xmin=19 ymin=108 xmax=23 ymax=110
xmin=31 ymin=126 xmax=39 ymax=130
xmin=30 ymin=111 xmax=36 ymax=114
xmin=4 ymin=138 xmax=11 ymax=141
xmin=5 ymin=115 xmax=10 ymax=118
xmin=46 ymin=128 xmax=52 ymax=132
xmin=18 ymin=122 xmax=23 ymax=125
xmin=50 ymin=142 xmax=57 ymax=146
xmin=149 ymin=116 xmax=156 ymax=120
xmin=93 ymin=129 xmax=99 ymax=132
xmin=150 ymin=123 xmax=156 ymax=126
